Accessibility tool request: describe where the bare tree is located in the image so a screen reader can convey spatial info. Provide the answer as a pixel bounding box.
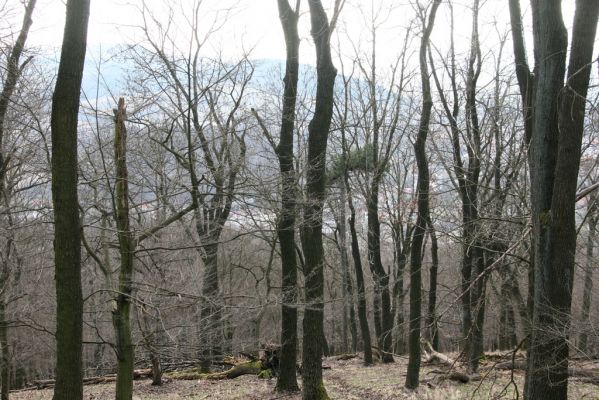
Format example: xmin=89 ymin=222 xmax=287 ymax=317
xmin=509 ymin=0 xmax=599 ymax=398
xmin=405 ymin=0 xmax=441 ymax=389
xmin=50 ymin=0 xmax=90 ymax=398
xmin=0 ymin=1 xmax=36 ymax=398
xmin=301 ymin=0 xmax=338 ymax=398
xmin=130 ymin=0 xmax=252 ymax=371
xmin=274 ymin=0 xmax=301 ymax=391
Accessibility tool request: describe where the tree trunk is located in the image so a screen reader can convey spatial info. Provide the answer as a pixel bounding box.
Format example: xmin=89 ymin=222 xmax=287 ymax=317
xmin=337 ymin=186 xmax=358 ymax=353
xmin=0 ymin=302 xmax=8 ymax=400
xmin=462 ymin=0 xmax=485 ymax=371
xmin=112 ymin=98 xmax=135 ymax=400
xmin=0 ymin=0 xmax=36 ymax=185
xmin=50 ymin=0 xmax=90 ymax=399
xmin=0 ymin=3 xmax=37 ymax=397
xmin=150 ymin=355 xmax=162 ymax=386
xmin=579 ymin=201 xmax=597 ymax=353
xmin=372 ymin=282 xmax=382 ymax=346
xmin=346 ymin=181 xmax=373 ymax=365
xmin=367 ymin=182 xmax=393 ymax=362
xmin=517 ymin=1 xmax=599 ymax=399
xmin=200 ymin=242 xmax=221 ymax=372
xmin=405 ymin=0 xmax=440 ymax=389
xmin=275 ymin=0 xmax=301 ymax=392
xmin=301 ymin=3 xmax=336 ymax=398
xmin=468 ymin=251 xmax=486 ymax=372
xmin=137 ymin=302 xmax=163 ymax=386
xmin=508 ymin=0 xmax=537 ymax=378
xmin=499 ymin=269 xmax=518 ymax=350
xmin=391 ymin=225 xmax=408 ymax=354
xmin=425 ymin=220 xmax=439 ymax=351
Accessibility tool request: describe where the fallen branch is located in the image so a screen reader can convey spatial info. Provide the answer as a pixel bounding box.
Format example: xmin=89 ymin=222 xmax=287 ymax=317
xmin=422 ymin=340 xmax=456 ymax=366
xmin=29 ymin=369 xmax=153 ymax=390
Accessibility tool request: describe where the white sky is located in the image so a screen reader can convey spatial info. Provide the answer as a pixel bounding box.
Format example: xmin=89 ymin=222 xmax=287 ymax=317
xmin=22 ymin=0 xmax=581 ymax=70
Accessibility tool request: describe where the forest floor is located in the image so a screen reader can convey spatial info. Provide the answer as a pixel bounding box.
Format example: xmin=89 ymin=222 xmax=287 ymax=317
xmin=11 ymin=355 xmax=599 ymax=400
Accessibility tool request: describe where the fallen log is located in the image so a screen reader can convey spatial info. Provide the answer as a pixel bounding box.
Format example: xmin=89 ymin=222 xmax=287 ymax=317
xmin=494 ymin=360 xmax=599 ymax=384
xmin=421 ymin=340 xmax=456 ymax=366
xmin=335 ymin=353 xmax=358 ymax=361
xmin=203 ymin=360 xmax=263 ymax=380
xmin=445 ymin=371 xmax=470 ymax=383
xmin=30 ymin=369 xmax=153 ymax=390
xmin=428 ymin=368 xmax=471 ymax=384
xmin=165 ymin=360 xmax=268 ymax=381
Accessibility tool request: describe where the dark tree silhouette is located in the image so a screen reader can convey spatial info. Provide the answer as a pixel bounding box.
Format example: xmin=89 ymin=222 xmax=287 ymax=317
xmin=509 ymin=0 xmax=599 ymax=399
xmin=405 ymin=0 xmax=441 ymax=389
xmin=50 ymin=0 xmax=91 ymax=399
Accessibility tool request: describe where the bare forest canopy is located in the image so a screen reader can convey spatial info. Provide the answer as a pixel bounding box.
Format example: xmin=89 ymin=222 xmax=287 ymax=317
xmin=0 ymin=1 xmax=598 ymax=400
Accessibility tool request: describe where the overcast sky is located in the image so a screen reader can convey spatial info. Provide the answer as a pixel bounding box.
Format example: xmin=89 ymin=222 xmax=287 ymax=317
xmin=22 ymin=1 xmax=583 ymax=67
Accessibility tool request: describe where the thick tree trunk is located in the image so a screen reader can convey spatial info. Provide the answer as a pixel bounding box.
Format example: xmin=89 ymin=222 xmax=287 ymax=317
xmin=200 ymin=242 xmax=221 ymax=372
xmin=301 ymin=3 xmax=336 ymax=398
xmin=275 ymin=0 xmax=301 ymax=392
xmin=50 ymin=1 xmax=90 ymax=399
xmin=520 ymin=1 xmax=599 ymax=399
xmin=525 ymin=1 xmax=570 ymax=397
xmin=112 ymin=98 xmax=135 ymax=400
xmin=405 ymin=0 xmax=440 ymax=389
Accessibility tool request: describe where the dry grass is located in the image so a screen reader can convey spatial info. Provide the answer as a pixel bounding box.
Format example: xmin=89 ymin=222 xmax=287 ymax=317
xmin=11 ymin=356 xmax=599 ymax=399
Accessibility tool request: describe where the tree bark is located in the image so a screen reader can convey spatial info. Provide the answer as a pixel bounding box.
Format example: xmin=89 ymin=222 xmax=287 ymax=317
xmin=335 ymin=185 xmax=358 ymax=353
xmin=275 ymin=0 xmax=301 ymax=392
xmin=391 ymin=222 xmax=409 ymax=355
xmin=511 ymin=1 xmax=599 ymax=399
xmin=463 ymin=0 xmax=485 ymax=372
xmin=301 ymin=2 xmax=337 ymax=398
xmin=508 ymin=2 xmax=536 ymax=393
xmin=405 ymin=0 xmax=441 ymax=390
xmin=425 ymin=218 xmax=439 ymax=351
xmin=112 ymin=98 xmax=134 ymax=400
xmin=579 ymin=200 xmax=597 ymax=353
xmin=199 ymin=242 xmax=221 ymax=372
xmin=50 ymin=0 xmax=90 ymax=399
xmin=499 ymin=269 xmax=518 ymax=350
xmin=345 ymin=163 xmax=373 ymax=365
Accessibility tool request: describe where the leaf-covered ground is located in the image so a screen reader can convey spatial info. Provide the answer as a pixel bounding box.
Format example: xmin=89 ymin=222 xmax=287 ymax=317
xmin=11 ymin=356 xmax=599 ymax=399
